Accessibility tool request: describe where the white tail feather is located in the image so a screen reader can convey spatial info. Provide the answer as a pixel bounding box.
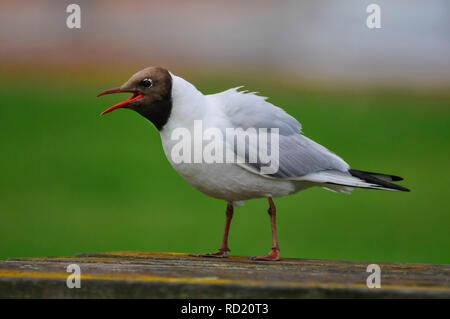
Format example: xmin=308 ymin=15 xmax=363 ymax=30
xmin=297 ymin=171 xmax=396 ymax=191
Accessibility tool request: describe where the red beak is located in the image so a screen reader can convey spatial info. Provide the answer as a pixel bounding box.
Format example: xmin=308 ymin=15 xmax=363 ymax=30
xmin=97 ymin=88 xmax=143 ymax=115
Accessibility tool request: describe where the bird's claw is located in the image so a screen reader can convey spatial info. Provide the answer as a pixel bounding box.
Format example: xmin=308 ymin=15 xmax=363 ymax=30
xmin=250 ymin=249 xmax=280 ymax=261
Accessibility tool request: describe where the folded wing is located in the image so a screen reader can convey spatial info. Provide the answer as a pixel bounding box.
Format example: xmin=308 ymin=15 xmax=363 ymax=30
xmin=210 ymin=88 xmax=409 ymax=192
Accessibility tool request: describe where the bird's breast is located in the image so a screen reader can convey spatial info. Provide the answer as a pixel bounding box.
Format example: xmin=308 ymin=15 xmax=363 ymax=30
xmin=159 ymin=131 xmax=298 ymax=201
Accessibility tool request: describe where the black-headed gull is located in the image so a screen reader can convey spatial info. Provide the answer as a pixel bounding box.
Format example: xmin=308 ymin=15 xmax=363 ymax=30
xmin=98 ymin=66 xmax=409 ymax=261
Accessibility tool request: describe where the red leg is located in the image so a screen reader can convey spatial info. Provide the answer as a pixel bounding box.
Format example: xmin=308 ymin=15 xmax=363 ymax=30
xmin=190 ymin=202 xmax=234 ymax=258
xmin=251 ymin=197 xmax=281 ymax=261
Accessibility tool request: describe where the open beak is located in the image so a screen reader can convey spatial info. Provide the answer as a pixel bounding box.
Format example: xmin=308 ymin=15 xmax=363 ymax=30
xmin=97 ymin=88 xmax=143 ymax=115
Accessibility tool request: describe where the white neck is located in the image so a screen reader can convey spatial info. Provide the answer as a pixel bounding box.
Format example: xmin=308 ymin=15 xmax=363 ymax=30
xmin=163 ymin=73 xmax=207 ymax=133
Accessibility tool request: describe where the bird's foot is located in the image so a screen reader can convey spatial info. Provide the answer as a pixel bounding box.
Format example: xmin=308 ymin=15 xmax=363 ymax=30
xmin=189 ymin=248 xmax=229 ymax=258
xmin=250 ymin=248 xmax=280 ymax=261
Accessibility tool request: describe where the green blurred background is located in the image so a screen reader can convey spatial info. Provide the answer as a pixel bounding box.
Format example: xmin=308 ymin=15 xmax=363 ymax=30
xmin=1 ymin=1 xmax=449 ymax=264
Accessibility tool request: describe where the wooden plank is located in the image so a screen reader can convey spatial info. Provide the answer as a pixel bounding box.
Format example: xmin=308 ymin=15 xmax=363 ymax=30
xmin=0 ymin=252 xmax=449 ymax=298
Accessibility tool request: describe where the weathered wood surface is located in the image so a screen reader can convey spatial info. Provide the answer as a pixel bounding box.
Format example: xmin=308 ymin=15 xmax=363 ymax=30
xmin=0 ymin=252 xmax=449 ymax=298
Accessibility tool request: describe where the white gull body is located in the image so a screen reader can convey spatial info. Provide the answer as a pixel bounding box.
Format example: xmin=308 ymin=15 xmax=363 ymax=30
xmin=159 ymin=73 xmax=385 ymax=203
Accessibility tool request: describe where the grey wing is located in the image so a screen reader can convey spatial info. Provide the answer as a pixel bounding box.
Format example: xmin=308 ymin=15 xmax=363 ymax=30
xmin=211 ymin=88 xmax=349 ymax=178
xmin=273 ymin=134 xmax=349 ymax=178
xmin=213 ymin=89 xmax=407 ymax=191
xmin=245 ymin=133 xmax=350 ymax=179
xmin=235 ymin=129 xmax=404 ymax=192
xmin=212 ymin=87 xmax=302 ymax=136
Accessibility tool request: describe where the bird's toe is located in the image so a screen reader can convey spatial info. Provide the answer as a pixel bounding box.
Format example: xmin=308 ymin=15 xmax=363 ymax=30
xmin=250 ymin=249 xmax=281 ymax=261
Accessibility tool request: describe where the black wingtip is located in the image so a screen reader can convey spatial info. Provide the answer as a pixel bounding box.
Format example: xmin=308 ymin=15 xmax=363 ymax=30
xmin=390 ymin=175 xmax=404 ymax=182
xmin=349 ymin=169 xmax=410 ymax=192
xmin=349 ymin=169 xmax=403 ymax=182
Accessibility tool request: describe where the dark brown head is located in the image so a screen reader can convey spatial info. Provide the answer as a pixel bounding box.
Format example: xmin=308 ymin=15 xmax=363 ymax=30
xmin=97 ymin=66 xmax=172 ymax=130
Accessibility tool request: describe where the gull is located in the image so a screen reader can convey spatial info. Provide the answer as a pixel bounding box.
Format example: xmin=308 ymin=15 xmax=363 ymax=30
xmin=97 ymin=66 xmax=409 ymax=261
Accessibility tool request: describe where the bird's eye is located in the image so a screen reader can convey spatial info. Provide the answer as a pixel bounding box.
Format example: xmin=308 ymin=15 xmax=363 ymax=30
xmin=140 ymin=78 xmax=153 ymax=88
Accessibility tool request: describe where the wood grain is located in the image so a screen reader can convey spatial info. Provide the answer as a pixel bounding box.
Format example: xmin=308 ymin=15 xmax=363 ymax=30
xmin=0 ymin=252 xmax=449 ymax=298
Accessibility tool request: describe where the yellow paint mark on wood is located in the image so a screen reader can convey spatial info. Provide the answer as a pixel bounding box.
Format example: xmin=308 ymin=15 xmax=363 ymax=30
xmin=12 ymin=257 xmax=122 ymax=263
